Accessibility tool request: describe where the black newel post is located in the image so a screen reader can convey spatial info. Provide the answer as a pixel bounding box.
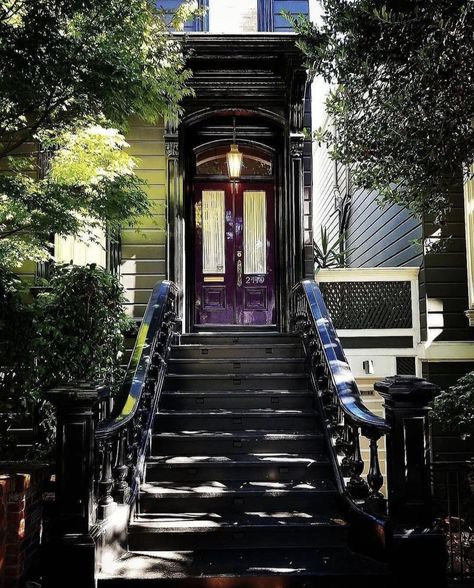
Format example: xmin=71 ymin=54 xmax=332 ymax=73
xmin=375 ymin=375 xmax=438 ymax=525
xmin=375 ymin=375 xmax=447 ymax=586
xmin=44 ymin=382 xmax=106 ymax=588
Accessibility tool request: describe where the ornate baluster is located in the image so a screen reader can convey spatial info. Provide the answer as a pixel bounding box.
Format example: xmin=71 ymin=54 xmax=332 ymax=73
xmin=347 ymin=424 xmax=369 ymax=498
xmin=365 ymin=432 xmax=385 ymax=513
xmin=113 ymin=429 xmax=130 ymax=504
xmin=340 ymin=417 xmax=353 ymax=477
xmin=98 ymin=438 xmax=116 ymax=518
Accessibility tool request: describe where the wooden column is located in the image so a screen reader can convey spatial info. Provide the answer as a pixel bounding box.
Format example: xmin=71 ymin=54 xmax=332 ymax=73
xmin=165 ymin=119 xmax=184 ymax=331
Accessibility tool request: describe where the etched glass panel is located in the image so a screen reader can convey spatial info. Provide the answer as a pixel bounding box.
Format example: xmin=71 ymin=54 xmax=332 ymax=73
xmin=244 ymin=191 xmax=266 ymax=274
xmin=202 ymin=190 xmax=225 ymax=274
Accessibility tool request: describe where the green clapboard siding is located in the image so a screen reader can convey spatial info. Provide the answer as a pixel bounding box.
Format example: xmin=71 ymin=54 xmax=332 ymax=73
xmin=122 ymin=117 xmax=167 ymax=319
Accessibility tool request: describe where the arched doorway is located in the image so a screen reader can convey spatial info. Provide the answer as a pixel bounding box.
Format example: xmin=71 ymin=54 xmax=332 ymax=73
xmin=180 ymin=111 xmax=284 ymax=331
xmin=192 ymin=142 xmax=277 ymax=327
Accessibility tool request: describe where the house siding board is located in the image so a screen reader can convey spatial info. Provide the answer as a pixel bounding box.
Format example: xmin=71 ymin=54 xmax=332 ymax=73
xmin=1 ymin=141 xmax=39 ymax=285
xmin=419 ymin=177 xmax=473 ymax=342
xmin=123 ymin=118 xmax=167 ymax=319
xmin=345 ymin=186 xmax=422 ymax=268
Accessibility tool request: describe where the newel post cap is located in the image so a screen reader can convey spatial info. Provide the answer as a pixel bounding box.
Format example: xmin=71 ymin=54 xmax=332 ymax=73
xmin=46 ymin=381 xmax=109 ymax=407
xmin=374 ymin=375 xmax=439 ymax=406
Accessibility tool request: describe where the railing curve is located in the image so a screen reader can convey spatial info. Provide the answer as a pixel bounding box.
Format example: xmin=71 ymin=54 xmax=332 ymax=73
xmin=290 ymin=279 xmax=388 ymax=515
xmin=94 ymin=280 xmax=178 ymax=517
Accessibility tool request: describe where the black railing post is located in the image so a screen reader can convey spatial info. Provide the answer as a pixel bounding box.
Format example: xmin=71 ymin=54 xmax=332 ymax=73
xmin=375 ymin=375 xmax=439 ymax=525
xmin=375 ymin=375 xmax=447 ymax=586
xmin=44 ymin=381 xmax=106 ymax=588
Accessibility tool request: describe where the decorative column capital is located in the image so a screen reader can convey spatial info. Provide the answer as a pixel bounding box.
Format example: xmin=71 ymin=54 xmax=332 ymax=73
xmin=290 ymin=133 xmax=305 ymax=159
xmin=165 ymin=140 xmax=179 ymax=158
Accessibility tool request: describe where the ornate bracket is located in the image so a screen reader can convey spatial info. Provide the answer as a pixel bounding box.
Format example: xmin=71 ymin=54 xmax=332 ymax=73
xmin=165 ymin=117 xmax=179 ymax=159
xmin=290 ymin=133 xmax=305 ymax=159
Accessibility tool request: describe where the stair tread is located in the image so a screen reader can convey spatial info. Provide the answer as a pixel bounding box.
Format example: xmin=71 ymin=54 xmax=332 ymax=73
xmin=166 ymin=373 xmax=307 ymax=378
xmin=174 ymin=343 xmax=301 ymax=349
xmin=161 ymin=390 xmax=312 ymax=396
xmin=140 ymin=480 xmax=337 ymax=496
xmin=99 ymin=547 xmax=389 ymax=579
xmin=147 ymin=453 xmax=328 ymax=466
xmin=131 ymin=512 xmax=349 ymax=530
xmin=158 ymin=409 xmax=316 ymax=415
xmin=169 ymin=358 xmax=305 ymax=363
xmin=156 ymin=430 xmax=322 ymax=438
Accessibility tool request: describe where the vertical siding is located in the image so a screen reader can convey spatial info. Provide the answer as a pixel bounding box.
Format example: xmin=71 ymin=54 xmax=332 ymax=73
xmin=123 ymin=118 xmax=167 ymax=319
xmin=419 ymin=177 xmax=474 ymax=342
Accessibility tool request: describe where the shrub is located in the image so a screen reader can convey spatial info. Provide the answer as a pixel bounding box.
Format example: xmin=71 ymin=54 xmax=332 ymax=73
xmin=432 ymin=372 xmax=474 ymax=440
xmin=0 ymin=263 xmax=132 ymax=459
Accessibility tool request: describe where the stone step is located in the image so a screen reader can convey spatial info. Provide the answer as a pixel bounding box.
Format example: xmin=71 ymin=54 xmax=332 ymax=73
xmin=152 ymin=431 xmax=325 ymax=455
xmin=167 ymin=358 xmax=306 ymax=375
xmin=172 ymin=343 xmax=304 ymax=360
xmin=98 ymin=548 xmax=390 ymax=586
xmin=164 ymin=373 xmax=309 ymax=392
xmin=179 ymin=333 xmax=301 ymax=346
xmin=145 ymin=453 xmax=332 ymax=482
xmin=139 ymin=480 xmax=340 ymax=514
xmin=128 ymin=512 xmax=350 ymax=550
xmin=159 ymin=390 xmax=314 ymax=411
xmin=154 ymin=409 xmax=319 ymax=433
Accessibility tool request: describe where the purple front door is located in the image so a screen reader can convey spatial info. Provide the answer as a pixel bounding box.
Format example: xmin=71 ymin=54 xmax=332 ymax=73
xmin=194 ymin=182 xmax=276 ymax=327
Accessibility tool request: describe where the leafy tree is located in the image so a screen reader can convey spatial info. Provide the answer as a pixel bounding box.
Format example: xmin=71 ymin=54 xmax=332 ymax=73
xmin=0 ymin=0 xmax=196 ymax=268
xmin=292 ymin=1 xmax=474 ymax=223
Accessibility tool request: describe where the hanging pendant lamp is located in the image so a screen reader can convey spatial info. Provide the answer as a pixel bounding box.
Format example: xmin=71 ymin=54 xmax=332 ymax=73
xmin=227 ymin=117 xmax=242 ymax=179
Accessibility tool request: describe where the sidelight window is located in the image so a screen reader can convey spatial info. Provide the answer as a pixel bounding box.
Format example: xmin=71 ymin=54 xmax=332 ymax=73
xmin=202 ymin=190 xmax=226 ymax=274
xmin=244 ymin=191 xmax=267 ymax=274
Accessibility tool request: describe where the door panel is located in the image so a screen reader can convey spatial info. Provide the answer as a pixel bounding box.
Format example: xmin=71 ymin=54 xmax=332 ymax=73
xmin=194 ymin=182 xmax=276 ymax=326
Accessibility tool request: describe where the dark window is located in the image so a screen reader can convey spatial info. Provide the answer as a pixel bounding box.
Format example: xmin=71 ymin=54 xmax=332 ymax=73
xmin=157 ymin=0 xmax=308 ymax=33
xmin=156 ymin=0 xmax=209 ymax=32
xmin=272 ymin=0 xmax=308 ymax=31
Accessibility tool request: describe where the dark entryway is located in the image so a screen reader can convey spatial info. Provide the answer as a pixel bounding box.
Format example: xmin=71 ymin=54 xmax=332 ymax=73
xmin=193 ymin=181 xmax=276 ymax=327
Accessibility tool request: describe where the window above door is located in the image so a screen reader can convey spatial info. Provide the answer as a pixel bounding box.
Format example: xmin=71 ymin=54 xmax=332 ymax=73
xmin=195 ymin=145 xmax=273 ymax=179
xmin=155 ymin=0 xmax=308 ymax=33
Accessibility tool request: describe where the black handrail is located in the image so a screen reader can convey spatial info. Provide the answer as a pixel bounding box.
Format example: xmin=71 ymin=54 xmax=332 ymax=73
xmin=94 ymin=280 xmax=178 ymax=516
xmin=290 ymin=279 xmax=388 ymax=513
xmin=293 ymin=280 xmax=388 ymax=432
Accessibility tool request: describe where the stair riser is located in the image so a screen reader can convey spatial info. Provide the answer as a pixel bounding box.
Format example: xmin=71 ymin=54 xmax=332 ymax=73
xmin=164 ymin=376 xmax=308 ymax=392
xmin=154 ymin=415 xmax=319 ymax=432
xmin=139 ymin=493 xmax=340 ymax=514
xmin=152 ymin=436 xmax=325 ymax=455
xmin=167 ymin=361 xmax=305 ymax=375
xmin=145 ymin=462 xmax=332 ymax=483
xmin=128 ymin=526 xmax=348 ymax=551
xmin=98 ymin=576 xmax=389 ymax=588
xmin=172 ymin=346 xmax=304 ymax=359
xmin=159 ymin=394 xmax=314 ymax=411
xmin=179 ymin=335 xmax=301 ymax=346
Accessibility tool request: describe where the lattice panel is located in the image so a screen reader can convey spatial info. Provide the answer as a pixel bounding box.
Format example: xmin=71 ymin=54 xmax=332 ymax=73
xmin=319 ymin=281 xmax=412 ymax=329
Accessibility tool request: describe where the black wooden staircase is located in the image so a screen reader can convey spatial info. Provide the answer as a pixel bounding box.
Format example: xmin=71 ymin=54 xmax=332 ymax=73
xmin=98 ymin=332 xmax=389 ymax=585
xmin=45 ymin=281 xmax=447 ymax=588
